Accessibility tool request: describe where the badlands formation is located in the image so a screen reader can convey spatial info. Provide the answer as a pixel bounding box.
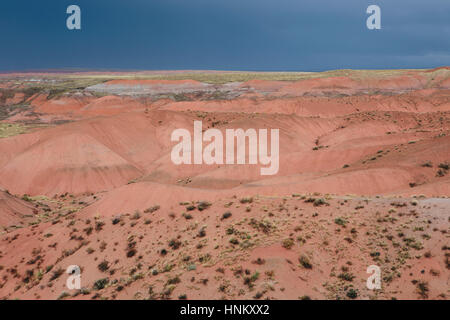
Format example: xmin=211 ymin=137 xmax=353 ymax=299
xmin=0 ymin=68 xmax=448 ymax=300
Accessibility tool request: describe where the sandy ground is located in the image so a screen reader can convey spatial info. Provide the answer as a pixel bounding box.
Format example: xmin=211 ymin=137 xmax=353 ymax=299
xmin=0 ymin=68 xmax=448 ymax=300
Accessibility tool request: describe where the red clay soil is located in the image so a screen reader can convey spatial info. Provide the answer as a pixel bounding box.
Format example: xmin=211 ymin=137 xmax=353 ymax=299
xmin=0 ymin=190 xmax=35 ymax=226
xmin=0 ymin=68 xmax=448 ymax=300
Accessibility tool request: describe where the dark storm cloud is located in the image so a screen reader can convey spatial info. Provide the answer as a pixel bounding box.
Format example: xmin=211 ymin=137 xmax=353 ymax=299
xmin=0 ymin=0 xmax=448 ymax=71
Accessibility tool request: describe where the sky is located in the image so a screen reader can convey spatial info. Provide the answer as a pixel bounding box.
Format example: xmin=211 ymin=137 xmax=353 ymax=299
xmin=0 ymin=0 xmax=449 ymax=71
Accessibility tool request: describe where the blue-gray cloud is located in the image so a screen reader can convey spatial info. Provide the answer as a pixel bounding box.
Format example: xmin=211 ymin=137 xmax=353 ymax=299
xmin=0 ymin=0 xmax=448 ymax=71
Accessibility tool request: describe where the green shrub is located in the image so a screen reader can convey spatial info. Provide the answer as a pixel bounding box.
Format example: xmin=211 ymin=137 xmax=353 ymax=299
xmin=299 ymin=255 xmax=312 ymax=269
xmin=346 ymin=289 xmax=358 ymax=299
xmin=93 ymin=278 xmax=109 ymax=290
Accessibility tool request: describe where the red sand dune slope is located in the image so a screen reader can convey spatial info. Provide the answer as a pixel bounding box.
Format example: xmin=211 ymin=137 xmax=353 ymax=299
xmin=0 ymin=97 xmax=449 ymax=197
xmin=0 ymin=190 xmax=34 ymax=226
xmin=0 ymin=69 xmax=449 ymax=300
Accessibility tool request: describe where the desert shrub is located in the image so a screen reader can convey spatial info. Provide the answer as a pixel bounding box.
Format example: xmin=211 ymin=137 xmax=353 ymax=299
xmin=112 ymin=216 xmax=121 ymax=225
xmin=97 ymin=260 xmax=109 ymax=272
xmin=299 ymin=255 xmax=312 ymax=269
xmin=131 ymin=211 xmax=141 ymax=220
xmin=198 ymin=227 xmax=207 ymax=237
xmin=313 ymin=198 xmax=328 ymax=206
xmin=421 ymin=161 xmax=432 ymax=167
xmin=249 ymin=218 xmax=273 ymax=234
xmin=21 ymin=194 xmax=32 ymax=202
xmin=197 ymin=201 xmax=211 ymax=211
xmin=436 ymin=169 xmax=446 ymax=177
xmin=334 ymin=217 xmax=347 ymax=227
xmin=168 ymin=239 xmax=182 ymax=250
xmin=282 ymin=238 xmax=295 ymax=249
xmin=127 ymin=249 xmax=137 ymax=258
xmin=243 ymin=271 xmax=259 ymax=288
xmin=416 ymin=281 xmax=429 ymax=299
xmin=346 ymin=289 xmax=358 ymax=299
xmin=50 ymin=268 xmax=64 ymax=281
xmin=95 ymin=221 xmax=105 ymax=231
xmin=57 ymin=291 xmax=70 ymax=300
xmin=166 ymin=276 xmax=181 ymax=285
xmin=144 ymin=205 xmax=160 ymax=213
xmin=240 ymin=197 xmax=253 ymax=204
xmin=338 ymin=272 xmax=355 ymax=281
xmin=93 ymin=278 xmax=109 ymax=290
xmin=221 ymin=212 xmax=232 ymax=220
